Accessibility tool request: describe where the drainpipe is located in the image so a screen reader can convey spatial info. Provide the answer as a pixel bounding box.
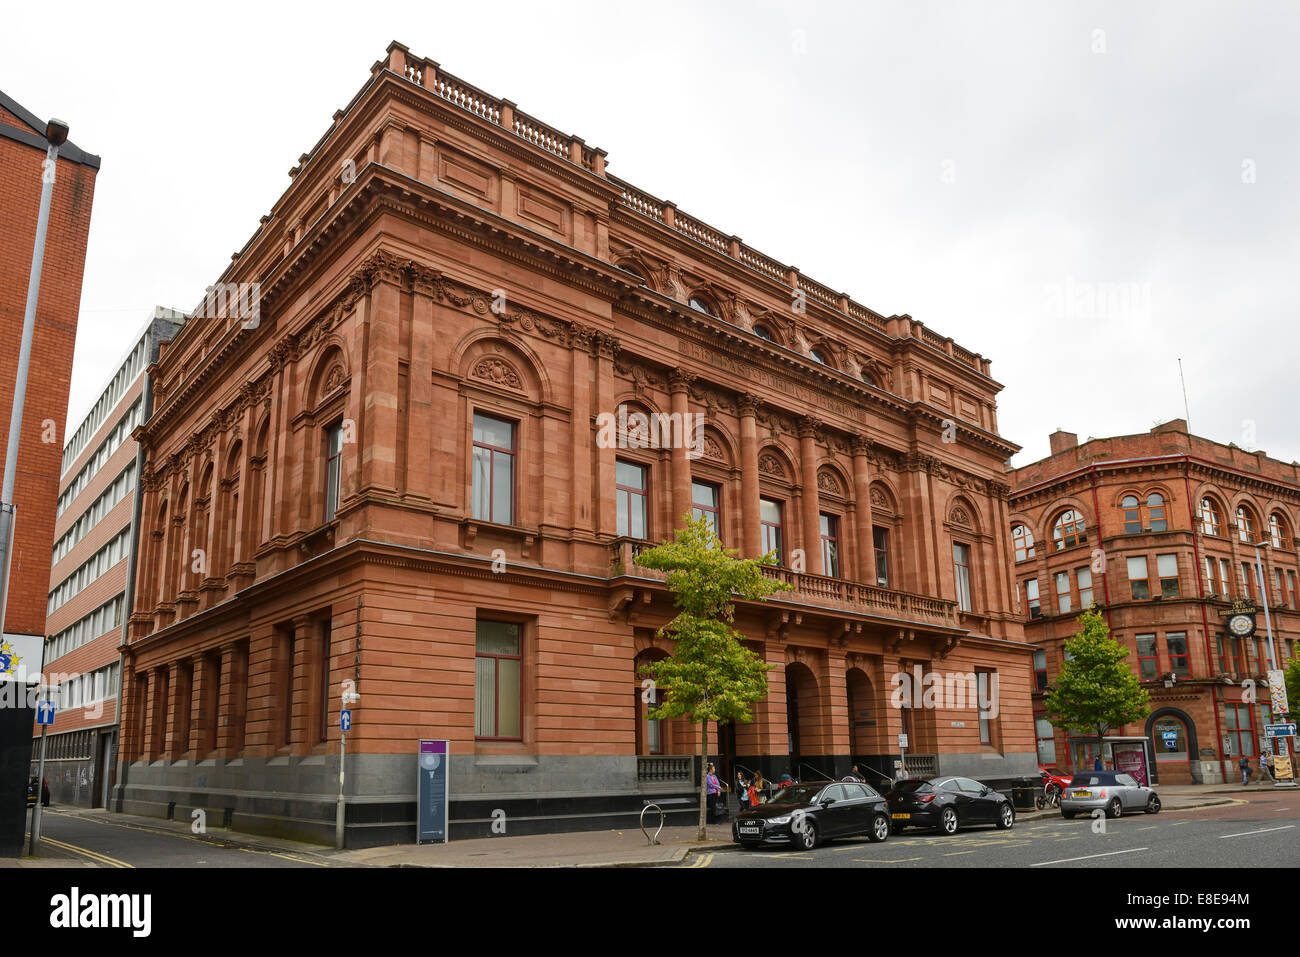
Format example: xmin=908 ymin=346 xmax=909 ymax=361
xmin=1182 ymin=456 xmax=1227 ymax=784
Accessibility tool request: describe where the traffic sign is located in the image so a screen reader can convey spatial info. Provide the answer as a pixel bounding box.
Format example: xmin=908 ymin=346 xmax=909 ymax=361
xmin=1265 ymin=723 xmax=1296 ymax=738
xmin=36 ymin=700 xmax=55 ymax=725
xmin=340 ymin=710 xmax=351 ymax=732
xmin=898 ymin=733 xmax=909 ymax=749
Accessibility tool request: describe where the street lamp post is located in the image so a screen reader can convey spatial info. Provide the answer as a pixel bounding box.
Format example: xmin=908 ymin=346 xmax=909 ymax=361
xmin=1251 ymin=541 xmax=1296 ymax=788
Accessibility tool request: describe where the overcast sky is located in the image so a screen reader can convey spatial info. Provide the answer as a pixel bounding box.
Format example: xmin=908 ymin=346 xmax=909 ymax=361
xmin=5 ymin=0 xmax=1297 ymax=468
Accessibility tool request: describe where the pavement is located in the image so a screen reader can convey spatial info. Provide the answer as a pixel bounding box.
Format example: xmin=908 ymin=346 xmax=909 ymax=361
xmin=1 ymin=780 xmax=1287 ymax=868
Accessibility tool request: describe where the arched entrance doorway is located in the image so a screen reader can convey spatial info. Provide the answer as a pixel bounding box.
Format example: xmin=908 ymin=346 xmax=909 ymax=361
xmin=846 ymin=667 xmax=875 ymax=757
xmin=1146 ymin=707 xmax=1197 ymax=785
xmin=785 ymin=661 xmax=823 ymax=779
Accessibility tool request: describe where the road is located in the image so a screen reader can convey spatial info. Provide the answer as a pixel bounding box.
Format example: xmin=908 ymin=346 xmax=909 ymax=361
xmin=23 ymin=807 xmax=334 ymax=868
xmin=686 ymin=788 xmax=1300 ymax=868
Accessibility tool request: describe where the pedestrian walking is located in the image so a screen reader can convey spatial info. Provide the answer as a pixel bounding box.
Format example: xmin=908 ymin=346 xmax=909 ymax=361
xmin=1239 ymin=755 xmax=1253 ymax=785
xmin=842 ymin=764 xmax=865 ymax=783
xmin=705 ymin=763 xmax=722 ymax=820
xmin=1260 ymin=751 xmax=1276 ymax=784
xmin=749 ymin=771 xmax=766 ymax=807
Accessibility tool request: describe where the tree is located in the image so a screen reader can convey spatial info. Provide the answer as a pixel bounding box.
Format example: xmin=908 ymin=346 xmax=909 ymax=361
xmin=1283 ymin=656 xmax=1300 ymax=722
xmin=1043 ymin=609 xmax=1150 ymax=770
xmin=636 ymin=514 xmax=790 ymax=840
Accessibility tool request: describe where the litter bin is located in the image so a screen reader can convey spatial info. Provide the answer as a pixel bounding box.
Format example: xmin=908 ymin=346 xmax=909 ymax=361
xmin=1011 ymin=777 xmax=1037 ymax=810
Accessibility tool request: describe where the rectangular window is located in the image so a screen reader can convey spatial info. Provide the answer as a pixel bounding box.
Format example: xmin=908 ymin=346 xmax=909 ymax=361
xmin=475 ymin=621 xmax=521 ymax=739
xmin=1077 ymin=567 xmax=1093 ymax=608
xmin=1274 ymin=568 xmax=1286 ymax=607
xmin=1219 ymin=559 xmax=1230 ymax=597
xmin=1025 ymin=578 xmax=1041 ymax=619
xmin=472 ymin=413 xmax=515 ymax=524
xmin=976 ymin=670 xmax=996 ymax=746
xmin=953 ymin=543 xmax=973 ymax=612
xmin=820 ymin=514 xmax=840 ymax=578
xmin=325 ymin=422 xmax=343 ymax=521
xmin=1289 ymin=571 xmax=1298 ymax=609
xmin=1032 ymin=650 xmax=1048 ymax=691
xmin=873 ymin=527 xmax=890 ymax=587
xmin=1157 ymin=553 xmax=1180 ymax=598
xmin=1055 ymin=571 xmax=1072 ymax=614
xmin=1136 ymin=634 xmax=1159 ymax=680
xmin=1127 ymin=556 xmax=1150 ymax=601
xmin=1223 ymin=703 xmax=1256 ymax=758
xmin=1239 ymin=562 xmax=1254 ymax=600
xmin=760 ymin=498 xmax=784 ymax=565
xmin=615 ymin=460 xmax=649 ymax=539
xmin=691 ymin=481 xmax=721 ymax=539
xmin=1166 ymin=632 xmax=1189 ymax=678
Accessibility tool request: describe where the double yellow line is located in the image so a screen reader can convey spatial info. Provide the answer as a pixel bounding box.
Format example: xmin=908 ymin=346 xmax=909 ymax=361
xmin=37 ymin=835 xmax=133 ymax=869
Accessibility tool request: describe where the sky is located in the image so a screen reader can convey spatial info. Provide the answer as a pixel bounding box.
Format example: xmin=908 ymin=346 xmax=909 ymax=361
xmin=4 ymin=0 xmax=1298 ymax=468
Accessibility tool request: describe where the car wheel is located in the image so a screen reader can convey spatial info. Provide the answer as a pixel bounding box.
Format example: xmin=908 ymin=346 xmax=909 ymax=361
xmin=1106 ymin=797 xmax=1123 ymax=819
xmin=869 ymin=813 xmax=890 ymax=843
xmin=996 ymin=803 xmax=1015 ymax=830
xmin=797 ymin=820 xmax=818 ymax=851
xmin=939 ymin=807 xmax=959 ymax=835
xmin=1061 ymin=810 xmax=1077 ymax=819
xmin=1145 ymin=793 xmax=1161 ymax=814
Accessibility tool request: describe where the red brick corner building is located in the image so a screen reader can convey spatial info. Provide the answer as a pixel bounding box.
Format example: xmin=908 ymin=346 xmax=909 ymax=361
xmin=116 ymin=43 xmax=1035 ymax=845
xmin=1011 ymin=421 xmax=1300 ymax=784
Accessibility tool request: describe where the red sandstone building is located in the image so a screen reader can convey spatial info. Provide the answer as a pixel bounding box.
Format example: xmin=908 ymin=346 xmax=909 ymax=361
xmin=116 ymin=43 xmax=1035 ymax=844
xmin=1011 ymin=421 xmax=1300 ymax=784
xmin=36 ymin=310 xmax=184 ymax=807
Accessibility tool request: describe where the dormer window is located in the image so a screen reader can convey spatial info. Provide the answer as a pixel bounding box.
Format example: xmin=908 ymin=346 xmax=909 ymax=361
xmin=753 ymin=323 xmax=774 ymax=342
xmin=810 ymin=348 xmax=829 ymax=365
xmin=688 ymin=296 xmax=716 ymax=316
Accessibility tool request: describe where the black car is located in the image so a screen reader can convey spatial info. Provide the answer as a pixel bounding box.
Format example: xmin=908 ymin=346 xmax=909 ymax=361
xmin=26 ymin=777 xmax=38 ymax=808
xmin=733 ymin=781 xmax=891 ymax=851
xmin=886 ymin=776 xmax=1015 ymax=835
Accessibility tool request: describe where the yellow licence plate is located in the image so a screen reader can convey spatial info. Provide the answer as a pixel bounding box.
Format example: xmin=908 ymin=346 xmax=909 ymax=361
xmin=891 ymin=813 xmax=910 ymax=820
xmin=1073 ymin=790 xmax=1091 ymax=798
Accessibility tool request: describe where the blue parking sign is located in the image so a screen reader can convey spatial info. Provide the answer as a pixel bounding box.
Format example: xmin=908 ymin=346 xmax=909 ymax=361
xmin=340 ymin=710 xmax=351 ymax=731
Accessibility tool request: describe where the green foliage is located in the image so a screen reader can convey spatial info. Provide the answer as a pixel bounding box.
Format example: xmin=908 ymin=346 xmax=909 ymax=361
xmin=1043 ymin=609 xmax=1150 ymax=742
xmin=636 ymin=515 xmax=789 ymax=726
xmin=1283 ymin=656 xmax=1300 ymax=721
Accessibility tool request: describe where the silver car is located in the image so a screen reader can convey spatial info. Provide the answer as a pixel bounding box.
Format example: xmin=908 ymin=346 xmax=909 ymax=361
xmin=1059 ymin=770 xmax=1161 ymax=819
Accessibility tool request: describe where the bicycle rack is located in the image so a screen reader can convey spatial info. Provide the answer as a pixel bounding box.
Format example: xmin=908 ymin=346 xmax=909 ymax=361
xmin=640 ymin=803 xmax=665 ymax=846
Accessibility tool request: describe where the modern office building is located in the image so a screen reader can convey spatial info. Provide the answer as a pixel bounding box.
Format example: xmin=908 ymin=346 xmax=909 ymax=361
xmin=0 ymin=90 xmax=99 ymax=855
xmin=115 ymin=43 xmax=1035 ymax=845
xmin=1011 ymin=420 xmax=1300 ymax=784
xmin=36 ymin=310 xmax=184 ymax=806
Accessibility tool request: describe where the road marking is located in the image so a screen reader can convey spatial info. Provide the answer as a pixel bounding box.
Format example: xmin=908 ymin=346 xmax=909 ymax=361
xmin=1136 ymin=826 xmax=1158 ymax=831
xmin=942 ymin=850 xmax=975 ymax=857
xmin=851 ymin=857 xmax=924 ymax=863
xmin=1031 ymin=847 xmax=1148 ymax=867
xmin=687 ymin=853 xmax=714 ymax=868
xmin=1171 ymin=821 xmax=1189 ymax=826
xmin=40 ymin=836 xmax=133 ymax=869
xmin=1218 ymin=825 xmax=1296 ymax=839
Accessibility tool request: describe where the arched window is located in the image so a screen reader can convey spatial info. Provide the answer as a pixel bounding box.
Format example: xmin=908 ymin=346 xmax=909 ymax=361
xmin=1052 ymin=509 xmax=1087 ymax=550
xmin=861 ymin=372 xmax=878 ymax=387
xmin=688 ymin=296 xmax=716 ymax=316
xmin=620 ymin=262 xmax=647 ymax=285
xmin=1269 ymin=513 xmax=1291 ymax=550
xmin=1012 ymin=524 xmax=1036 ymax=562
xmin=809 ymin=348 xmax=829 ymax=365
xmin=753 ymin=323 xmax=774 ymax=342
xmin=1199 ymin=498 xmax=1222 ymax=536
xmin=1146 ymin=492 xmax=1167 ymax=532
xmin=1121 ymin=495 xmax=1142 ymax=535
xmin=1236 ymin=506 xmax=1257 ymax=544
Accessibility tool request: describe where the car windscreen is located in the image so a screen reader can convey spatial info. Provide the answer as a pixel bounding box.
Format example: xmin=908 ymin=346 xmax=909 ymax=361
xmin=1071 ymin=776 xmax=1105 ymax=787
xmin=769 ymin=785 xmax=822 ymax=805
xmin=890 ymin=780 xmax=933 ymax=794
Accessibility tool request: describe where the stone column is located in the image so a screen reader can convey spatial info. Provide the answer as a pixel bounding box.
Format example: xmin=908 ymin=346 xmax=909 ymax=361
xmin=594 ymin=333 xmax=618 ymax=536
xmin=217 ymin=642 xmax=248 ymax=755
xmin=244 ymin=623 xmax=278 ymax=757
xmin=739 ymin=393 xmax=761 ymax=557
xmin=851 ymin=435 xmax=876 ymax=583
xmin=290 ymin=615 xmax=315 ymax=750
xmin=569 ymin=327 xmax=595 ymax=534
xmin=407 ymin=269 xmax=437 ymax=504
xmin=798 ymin=417 xmax=823 ymax=576
xmin=825 ymin=644 xmax=851 ymax=762
xmin=669 ymin=370 xmax=695 ymax=530
xmin=166 ymin=661 xmax=191 ymax=759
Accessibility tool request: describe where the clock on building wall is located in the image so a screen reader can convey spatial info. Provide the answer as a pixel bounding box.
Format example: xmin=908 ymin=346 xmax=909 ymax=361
xmin=1226 ymin=611 xmax=1257 ymax=638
